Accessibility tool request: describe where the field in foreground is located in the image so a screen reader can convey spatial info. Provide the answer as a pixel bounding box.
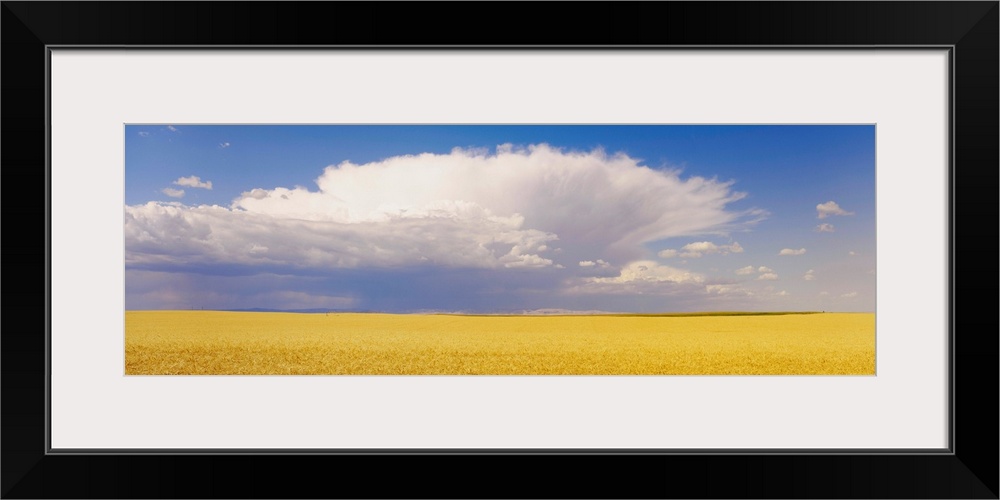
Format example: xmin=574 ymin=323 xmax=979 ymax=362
xmin=125 ymin=311 xmax=874 ymax=375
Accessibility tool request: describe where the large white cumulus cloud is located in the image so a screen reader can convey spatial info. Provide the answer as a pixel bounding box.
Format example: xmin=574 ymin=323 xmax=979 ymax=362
xmin=126 ymin=144 xmax=751 ymax=273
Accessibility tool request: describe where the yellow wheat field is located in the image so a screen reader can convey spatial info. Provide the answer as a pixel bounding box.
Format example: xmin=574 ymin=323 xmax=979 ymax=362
xmin=125 ymin=311 xmax=874 ymax=375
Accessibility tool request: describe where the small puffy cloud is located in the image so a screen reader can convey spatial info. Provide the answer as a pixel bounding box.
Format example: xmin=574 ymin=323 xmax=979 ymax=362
xmin=682 ymin=242 xmax=717 ymax=254
xmin=138 ymin=131 xmax=150 ymax=137
xmin=803 ymin=269 xmax=816 ymax=281
xmin=501 ymin=250 xmax=553 ymax=269
xmin=167 ymin=125 xmax=179 ymax=132
xmin=816 ymin=201 xmax=853 ymax=219
xmin=571 ymin=261 xmax=706 ymax=296
xmin=579 ymin=260 xmax=596 ymax=267
xmin=777 ymin=290 xmax=789 ymax=296
xmin=161 ymin=188 xmax=185 ymax=198
xmin=736 ymin=265 xmax=777 ymax=279
xmin=588 ymin=261 xmax=704 ymax=285
xmin=658 ymin=249 xmax=678 ymax=259
xmin=849 ymin=251 xmax=857 ymax=256
xmin=673 ymin=241 xmax=744 ymax=258
xmin=841 ymin=291 xmax=858 ymax=298
xmin=705 ymin=284 xmax=754 ymax=297
xmin=579 ymin=259 xmax=610 ymax=268
xmin=815 ymin=223 xmax=835 ymax=233
xmin=779 ymin=248 xmax=806 ymax=256
xmin=571 ymin=265 xmax=769 ymax=306
xmin=220 ymin=142 xmax=231 ymax=149
xmin=174 ymin=176 xmax=213 ymax=190
xmin=242 ymin=188 xmax=269 ymax=200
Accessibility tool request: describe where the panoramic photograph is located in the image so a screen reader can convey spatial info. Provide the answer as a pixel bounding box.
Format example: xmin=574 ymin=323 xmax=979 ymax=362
xmin=124 ymin=125 xmax=875 ymax=375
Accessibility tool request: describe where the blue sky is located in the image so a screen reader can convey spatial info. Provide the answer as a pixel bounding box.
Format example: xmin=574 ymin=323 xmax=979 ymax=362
xmin=125 ymin=125 xmax=875 ymax=313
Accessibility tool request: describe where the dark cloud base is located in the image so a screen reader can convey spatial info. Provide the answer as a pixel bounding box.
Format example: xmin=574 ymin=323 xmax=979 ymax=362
xmin=125 ymin=266 xmax=775 ymax=313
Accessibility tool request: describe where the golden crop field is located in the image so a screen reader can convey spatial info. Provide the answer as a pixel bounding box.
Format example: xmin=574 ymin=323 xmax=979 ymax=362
xmin=125 ymin=311 xmax=874 ymax=375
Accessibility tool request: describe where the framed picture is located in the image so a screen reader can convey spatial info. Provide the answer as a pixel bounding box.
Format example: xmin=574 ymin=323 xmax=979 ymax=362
xmin=4 ymin=2 xmax=996 ymax=498
xmin=121 ymin=122 xmax=879 ymax=378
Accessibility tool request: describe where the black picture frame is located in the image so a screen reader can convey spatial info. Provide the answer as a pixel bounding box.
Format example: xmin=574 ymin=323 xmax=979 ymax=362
xmin=3 ymin=2 xmax=997 ymax=498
